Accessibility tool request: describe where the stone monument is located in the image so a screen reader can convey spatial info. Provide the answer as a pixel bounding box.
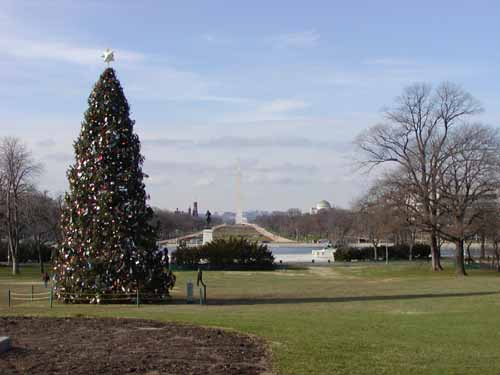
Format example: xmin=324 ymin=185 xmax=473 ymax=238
xmin=202 ymin=229 xmax=213 ymax=245
xmin=235 ymin=159 xmax=247 ymax=224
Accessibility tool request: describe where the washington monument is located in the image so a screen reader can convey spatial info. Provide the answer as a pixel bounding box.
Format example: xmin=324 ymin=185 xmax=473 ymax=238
xmin=235 ymin=159 xmax=246 ymax=224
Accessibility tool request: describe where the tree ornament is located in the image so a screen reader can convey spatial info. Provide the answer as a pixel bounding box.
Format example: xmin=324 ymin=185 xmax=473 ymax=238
xmin=101 ymin=48 xmax=115 ymax=65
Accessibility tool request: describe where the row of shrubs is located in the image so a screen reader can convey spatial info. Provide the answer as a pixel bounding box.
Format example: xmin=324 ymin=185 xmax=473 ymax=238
xmin=171 ymin=238 xmax=275 ymax=270
xmin=334 ymin=244 xmax=431 ymax=262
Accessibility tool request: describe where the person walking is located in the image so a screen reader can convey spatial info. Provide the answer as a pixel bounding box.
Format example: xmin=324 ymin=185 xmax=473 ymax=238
xmin=43 ymin=272 xmax=50 ymax=288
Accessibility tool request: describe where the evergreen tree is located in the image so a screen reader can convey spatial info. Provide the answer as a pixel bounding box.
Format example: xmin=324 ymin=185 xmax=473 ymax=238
xmin=54 ymin=68 xmax=175 ymax=302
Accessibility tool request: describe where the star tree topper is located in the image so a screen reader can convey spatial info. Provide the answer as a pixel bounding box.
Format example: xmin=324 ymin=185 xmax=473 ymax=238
xmin=102 ymin=48 xmax=115 ymax=65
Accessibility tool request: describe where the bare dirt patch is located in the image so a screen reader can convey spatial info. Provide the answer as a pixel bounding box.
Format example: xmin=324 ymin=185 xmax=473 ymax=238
xmin=0 ymin=317 xmax=271 ymax=375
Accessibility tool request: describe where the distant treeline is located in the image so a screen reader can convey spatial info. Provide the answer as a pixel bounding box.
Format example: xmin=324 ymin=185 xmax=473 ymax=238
xmin=0 ymin=241 xmax=54 ymax=263
xmin=152 ymin=209 xmax=222 ymax=240
xmin=254 ymin=208 xmax=356 ymax=244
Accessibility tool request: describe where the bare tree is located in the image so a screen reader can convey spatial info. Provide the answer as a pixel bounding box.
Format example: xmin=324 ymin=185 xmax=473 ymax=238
xmin=331 ymin=209 xmax=355 ymax=246
xmin=0 ymin=171 xmax=6 ymax=262
xmin=254 ymin=207 xmax=357 ymax=244
xmin=356 ymin=82 xmax=482 ymax=271
xmin=356 ymin=183 xmax=395 ymax=261
xmin=0 ymin=137 xmax=41 ymax=275
xmin=24 ymin=190 xmax=60 ymax=273
xmin=473 ymin=204 xmax=499 ymax=261
xmin=434 ymin=124 xmax=500 ymax=275
xmin=479 ymin=200 xmax=500 ymax=271
xmin=377 ymin=171 xmax=422 ymax=260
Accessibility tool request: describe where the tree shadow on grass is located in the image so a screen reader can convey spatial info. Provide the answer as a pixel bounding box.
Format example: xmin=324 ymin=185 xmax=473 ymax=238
xmin=200 ymin=291 xmax=500 ymax=306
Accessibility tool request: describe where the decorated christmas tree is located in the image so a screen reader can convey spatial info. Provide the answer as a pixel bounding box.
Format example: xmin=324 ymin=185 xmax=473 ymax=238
xmin=54 ymin=58 xmax=175 ymax=302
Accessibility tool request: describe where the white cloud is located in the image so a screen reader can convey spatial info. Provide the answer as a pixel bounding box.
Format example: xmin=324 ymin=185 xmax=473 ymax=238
xmin=202 ymin=33 xmax=216 ymax=42
xmin=200 ymin=33 xmax=233 ymax=45
xmin=215 ymin=103 xmax=319 ymax=128
xmin=258 ymin=99 xmax=309 ymax=114
xmin=146 ymin=175 xmax=172 ymax=187
xmin=35 ymin=138 xmax=57 ymax=148
xmin=272 ymin=30 xmax=320 ymax=48
xmin=41 ymin=151 xmax=73 ymax=162
xmin=142 ymin=135 xmax=353 ymax=152
xmin=195 ymin=176 xmax=216 ymax=187
xmin=0 ymin=31 xmax=248 ymax=105
xmin=363 ymin=58 xmax=414 ymax=66
xmin=125 ymin=65 xmax=253 ymax=104
xmin=0 ymin=37 xmax=145 ymax=65
xmin=194 ymin=95 xmax=251 ymax=104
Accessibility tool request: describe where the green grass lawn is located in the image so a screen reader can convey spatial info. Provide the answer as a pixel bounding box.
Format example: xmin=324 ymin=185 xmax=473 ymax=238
xmin=1 ymin=262 xmax=500 ymax=374
xmin=214 ymin=224 xmax=270 ymax=241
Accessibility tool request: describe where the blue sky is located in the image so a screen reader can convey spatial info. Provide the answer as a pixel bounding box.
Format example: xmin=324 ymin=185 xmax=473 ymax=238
xmin=1 ymin=0 xmax=498 ymax=212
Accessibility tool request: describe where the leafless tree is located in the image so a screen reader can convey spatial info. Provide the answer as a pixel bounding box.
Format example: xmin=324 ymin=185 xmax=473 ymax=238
xmin=355 ymin=183 xmax=395 ymax=260
xmin=0 ymin=172 xmax=6 ymax=261
xmin=254 ymin=207 xmax=357 ymax=244
xmin=0 ymin=137 xmax=41 ymax=275
xmin=330 ymin=209 xmax=356 ymax=246
xmin=434 ymin=124 xmax=500 ymax=275
xmin=478 ymin=201 xmax=500 ymax=271
xmin=473 ymin=204 xmax=499 ymax=261
xmin=377 ymin=171 xmax=422 ymax=260
xmin=153 ymin=208 xmax=222 ymax=240
xmin=23 ymin=190 xmax=60 ymax=273
xmin=356 ymin=82 xmax=482 ymax=271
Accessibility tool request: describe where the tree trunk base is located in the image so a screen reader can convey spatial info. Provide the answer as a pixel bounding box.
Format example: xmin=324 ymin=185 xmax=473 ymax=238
xmin=455 ymin=240 xmax=467 ymax=276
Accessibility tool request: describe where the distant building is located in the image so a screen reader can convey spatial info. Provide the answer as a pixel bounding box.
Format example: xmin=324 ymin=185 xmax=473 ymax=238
xmin=193 ymin=201 xmax=198 ymax=217
xmin=221 ymin=212 xmax=236 ymax=224
xmin=311 ymin=200 xmax=332 ymax=214
xmin=287 ymin=208 xmax=302 ymax=217
xmin=243 ymin=210 xmax=268 ymax=222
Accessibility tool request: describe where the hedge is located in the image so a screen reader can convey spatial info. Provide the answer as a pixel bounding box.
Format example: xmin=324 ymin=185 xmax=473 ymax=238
xmin=172 ymin=238 xmax=275 ymax=270
xmin=334 ymin=244 xmax=431 ymax=261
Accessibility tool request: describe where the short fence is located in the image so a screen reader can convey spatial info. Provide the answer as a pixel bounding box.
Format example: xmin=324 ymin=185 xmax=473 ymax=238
xmin=57 ymin=291 xmax=142 ymax=306
xmin=6 ymin=287 xmax=171 ymax=308
xmin=8 ymin=286 xmax=53 ymax=308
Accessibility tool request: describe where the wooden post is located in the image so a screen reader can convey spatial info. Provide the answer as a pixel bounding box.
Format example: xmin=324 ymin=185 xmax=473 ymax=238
xmin=31 ymin=285 xmax=34 ymax=303
xmin=8 ymin=290 xmax=10 ymax=308
xmin=49 ymin=288 xmax=53 ymax=309
xmin=385 ymin=245 xmax=389 ymax=264
xmin=200 ymin=286 xmax=207 ymax=305
xmin=136 ymin=289 xmax=140 ymax=308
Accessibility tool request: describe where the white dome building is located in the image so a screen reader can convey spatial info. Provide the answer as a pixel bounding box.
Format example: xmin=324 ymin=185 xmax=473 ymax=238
xmin=311 ymin=200 xmax=332 ymax=214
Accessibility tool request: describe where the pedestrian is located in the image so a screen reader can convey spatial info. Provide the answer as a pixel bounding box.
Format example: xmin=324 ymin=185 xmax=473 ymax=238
xmin=43 ymin=272 xmax=50 ymax=288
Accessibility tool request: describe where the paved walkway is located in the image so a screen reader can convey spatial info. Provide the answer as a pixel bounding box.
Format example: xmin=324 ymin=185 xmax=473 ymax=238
xmin=244 ymin=223 xmax=294 ymax=243
xmin=159 ymin=223 xmax=294 ymax=244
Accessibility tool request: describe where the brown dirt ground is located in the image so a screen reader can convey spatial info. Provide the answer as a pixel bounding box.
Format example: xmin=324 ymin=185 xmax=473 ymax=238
xmin=0 ymin=317 xmax=271 ymax=375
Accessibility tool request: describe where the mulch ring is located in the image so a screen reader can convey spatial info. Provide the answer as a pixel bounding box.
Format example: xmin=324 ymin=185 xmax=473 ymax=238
xmin=0 ymin=317 xmax=272 ymax=375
